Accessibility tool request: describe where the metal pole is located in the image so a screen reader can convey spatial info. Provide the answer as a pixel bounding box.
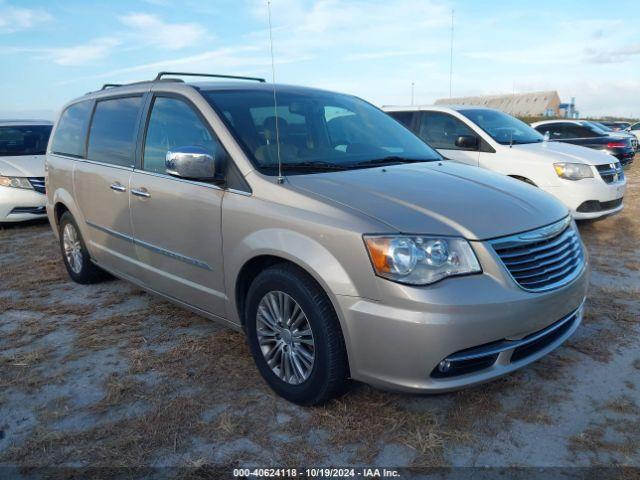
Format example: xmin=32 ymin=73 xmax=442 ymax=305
xmin=449 ymin=8 xmax=454 ymax=98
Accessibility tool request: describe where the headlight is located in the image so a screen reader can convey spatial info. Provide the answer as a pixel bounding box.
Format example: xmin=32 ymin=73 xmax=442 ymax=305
xmin=364 ymin=235 xmax=481 ymax=285
xmin=553 ymin=163 xmax=593 ymax=180
xmin=0 ymin=176 xmax=33 ymax=190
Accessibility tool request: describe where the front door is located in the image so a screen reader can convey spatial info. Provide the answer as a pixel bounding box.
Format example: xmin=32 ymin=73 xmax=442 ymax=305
xmin=129 ymin=95 xmax=226 ymax=317
xmin=75 ymin=95 xmax=144 ymax=277
xmin=415 ymin=111 xmax=480 ymax=166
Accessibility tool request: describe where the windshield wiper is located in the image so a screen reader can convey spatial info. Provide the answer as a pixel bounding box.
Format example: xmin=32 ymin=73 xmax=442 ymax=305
xmin=264 ymin=161 xmax=349 ymax=172
xmin=349 ymin=156 xmax=437 ymax=168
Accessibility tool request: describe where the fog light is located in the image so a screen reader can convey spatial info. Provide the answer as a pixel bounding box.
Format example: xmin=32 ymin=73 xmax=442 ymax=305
xmin=438 ymin=360 xmax=451 ymax=373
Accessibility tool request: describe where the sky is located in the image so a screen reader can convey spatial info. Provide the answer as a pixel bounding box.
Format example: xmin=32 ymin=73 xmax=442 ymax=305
xmin=1 ymin=0 xmax=638 ymax=120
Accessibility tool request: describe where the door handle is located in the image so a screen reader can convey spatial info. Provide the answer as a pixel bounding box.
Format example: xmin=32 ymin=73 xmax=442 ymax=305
xmin=131 ymin=187 xmax=151 ymax=198
xmin=110 ymin=183 xmax=127 ymax=192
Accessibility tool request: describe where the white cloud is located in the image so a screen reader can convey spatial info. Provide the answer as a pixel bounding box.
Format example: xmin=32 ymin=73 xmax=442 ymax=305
xmin=119 ymin=13 xmax=207 ymax=50
xmin=0 ymin=2 xmax=52 ymax=33
xmin=6 ymin=13 xmax=208 ymax=67
xmin=48 ymin=38 xmax=122 ymax=66
xmin=584 ymin=44 xmax=640 ymax=64
xmin=246 ymin=0 xmax=451 ymax=63
xmin=53 ymin=45 xmax=281 ymax=86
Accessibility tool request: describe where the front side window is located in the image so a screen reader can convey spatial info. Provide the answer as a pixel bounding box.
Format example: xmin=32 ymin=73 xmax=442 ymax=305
xmin=87 ymin=96 xmax=143 ymax=167
xmin=459 ymin=109 xmax=544 ymax=145
xmin=51 ymin=101 xmax=92 ymax=157
xmin=417 ymin=112 xmax=476 ymax=149
xmin=204 ymin=89 xmax=440 ymax=174
xmin=143 ymin=96 xmax=221 ymax=175
xmin=0 ymin=125 xmax=52 ymax=157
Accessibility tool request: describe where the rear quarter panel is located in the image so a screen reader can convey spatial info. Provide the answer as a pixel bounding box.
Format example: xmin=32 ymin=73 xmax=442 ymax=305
xmin=46 ymin=153 xmax=84 ymax=241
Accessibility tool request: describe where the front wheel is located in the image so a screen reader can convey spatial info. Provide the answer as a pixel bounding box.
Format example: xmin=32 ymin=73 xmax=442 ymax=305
xmin=58 ymin=212 xmax=108 ymax=284
xmin=245 ymin=264 xmax=349 ymax=405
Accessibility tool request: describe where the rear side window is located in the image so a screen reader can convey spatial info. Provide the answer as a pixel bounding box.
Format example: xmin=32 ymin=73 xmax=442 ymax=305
xmin=536 ymin=124 xmax=565 ymax=138
xmin=51 ymin=101 xmax=92 ymax=157
xmin=87 ymin=96 xmax=143 ymax=167
xmin=387 ymin=111 xmax=414 ymax=128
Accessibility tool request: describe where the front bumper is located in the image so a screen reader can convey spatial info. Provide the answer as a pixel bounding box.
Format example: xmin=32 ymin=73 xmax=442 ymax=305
xmin=0 ymin=186 xmax=47 ymax=222
xmin=543 ymin=176 xmax=626 ymax=220
xmin=335 ymin=237 xmax=589 ymax=393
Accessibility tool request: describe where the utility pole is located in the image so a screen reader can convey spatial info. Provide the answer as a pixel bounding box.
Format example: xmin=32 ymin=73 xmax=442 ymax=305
xmin=449 ymin=8 xmax=454 ymax=98
xmin=411 ymin=82 xmax=415 ymax=105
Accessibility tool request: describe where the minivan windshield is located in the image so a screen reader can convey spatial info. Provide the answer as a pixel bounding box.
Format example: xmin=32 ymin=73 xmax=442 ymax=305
xmin=459 ymin=109 xmax=544 ymax=145
xmin=204 ymin=89 xmax=441 ymax=174
xmin=0 ymin=125 xmax=52 ymax=157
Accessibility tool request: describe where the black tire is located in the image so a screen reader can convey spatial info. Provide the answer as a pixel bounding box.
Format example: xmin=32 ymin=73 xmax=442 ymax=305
xmin=58 ymin=212 xmax=108 ymax=284
xmin=245 ymin=264 xmax=349 ymax=405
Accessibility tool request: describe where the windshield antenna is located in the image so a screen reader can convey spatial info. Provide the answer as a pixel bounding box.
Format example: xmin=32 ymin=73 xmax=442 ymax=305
xmin=267 ymin=1 xmax=283 ymax=184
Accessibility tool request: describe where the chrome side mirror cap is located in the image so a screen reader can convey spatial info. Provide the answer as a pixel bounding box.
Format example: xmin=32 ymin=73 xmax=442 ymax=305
xmin=165 ymin=146 xmax=224 ymax=182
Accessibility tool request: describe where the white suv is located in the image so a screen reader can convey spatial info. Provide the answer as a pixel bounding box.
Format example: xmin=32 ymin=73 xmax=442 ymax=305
xmin=384 ymin=106 xmax=626 ymax=220
xmin=0 ymin=120 xmax=52 ymax=222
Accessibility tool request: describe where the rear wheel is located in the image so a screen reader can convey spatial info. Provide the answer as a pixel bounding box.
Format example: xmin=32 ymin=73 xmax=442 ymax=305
xmin=245 ymin=264 xmax=349 ymax=405
xmin=58 ymin=212 xmax=108 ymax=284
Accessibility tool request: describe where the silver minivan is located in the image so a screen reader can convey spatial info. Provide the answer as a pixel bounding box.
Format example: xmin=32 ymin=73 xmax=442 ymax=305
xmin=46 ymin=73 xmax=589 ymax=405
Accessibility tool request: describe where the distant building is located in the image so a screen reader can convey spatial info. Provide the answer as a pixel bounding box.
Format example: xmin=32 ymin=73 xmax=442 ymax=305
xmin=434 ymin=91 xmax=577 ymax=118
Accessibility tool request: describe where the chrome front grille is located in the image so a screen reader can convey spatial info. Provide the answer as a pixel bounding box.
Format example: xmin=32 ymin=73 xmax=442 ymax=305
xmin=28 ymin=177 xmax=46 ymax=194
xmin=596 ymin=162 xmax=624 ymax=184
xmin=491 ymin=217 xmax=585 ymax=292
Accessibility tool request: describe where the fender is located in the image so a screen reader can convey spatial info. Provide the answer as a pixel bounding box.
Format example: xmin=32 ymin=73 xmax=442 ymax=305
xmin=224 ymin=228 xmax=371 ymax=324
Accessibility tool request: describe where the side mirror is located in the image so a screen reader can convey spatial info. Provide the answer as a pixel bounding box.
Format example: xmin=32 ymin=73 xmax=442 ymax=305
xmin=454 ymin=135 xmax=478 ymax=150
xmin=165 ymin=146 xmax=224 ymax=182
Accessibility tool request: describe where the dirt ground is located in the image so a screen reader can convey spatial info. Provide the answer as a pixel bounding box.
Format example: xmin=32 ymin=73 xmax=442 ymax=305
xmin=1 ymin=161 xmax=639 ymax=478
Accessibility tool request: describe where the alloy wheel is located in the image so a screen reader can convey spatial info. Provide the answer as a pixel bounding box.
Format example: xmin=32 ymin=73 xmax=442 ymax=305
xmin=62 ymin=223 xmax=83 ymax=274
xmin=256 ymin=291 xmax=315 ymax=385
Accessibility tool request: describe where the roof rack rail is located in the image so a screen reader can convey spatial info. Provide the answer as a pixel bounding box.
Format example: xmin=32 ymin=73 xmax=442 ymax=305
xmin=101 ymin=83 xmax=123 ymax=90
xmin=154 ymin=71 xmax=266 ymax=83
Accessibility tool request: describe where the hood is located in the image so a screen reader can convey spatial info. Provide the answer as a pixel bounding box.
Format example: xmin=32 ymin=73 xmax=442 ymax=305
xmin=287 ymin=161 xmax=568 ymax=241
xmin=0 ymin=155 xmax=46 ymax=177
xmin=511 ymin=141 xmax=615 ymax=166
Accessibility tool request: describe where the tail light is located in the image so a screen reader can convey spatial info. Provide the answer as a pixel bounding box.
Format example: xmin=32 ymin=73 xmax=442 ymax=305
xmin=607 ymin=141 xmax=628 ymax=148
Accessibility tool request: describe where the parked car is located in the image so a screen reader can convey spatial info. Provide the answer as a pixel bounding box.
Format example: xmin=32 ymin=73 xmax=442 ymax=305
xmin=383 ymin=106 xmax=626 ymax=220
xmin=626 ymin=122 xmax=640 ymax=143
xmin=599 ymin=121 xmax=631 ymax=131
xmin=0 ymin=120 xmax=52 ymax=222
xmin=531 ymin=120 xmax=635 ymax=167
xmin=587 ymin=121 xmax=639 ymax=151
xmin=47 ymin=73 xmax=588 ymax=405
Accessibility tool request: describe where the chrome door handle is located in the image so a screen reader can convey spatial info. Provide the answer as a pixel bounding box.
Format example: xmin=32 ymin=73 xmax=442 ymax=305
xmin=131 ymin=188 xmax=151 ymax=198
xmin=110 ymin=183 xmax=127 ymax=192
